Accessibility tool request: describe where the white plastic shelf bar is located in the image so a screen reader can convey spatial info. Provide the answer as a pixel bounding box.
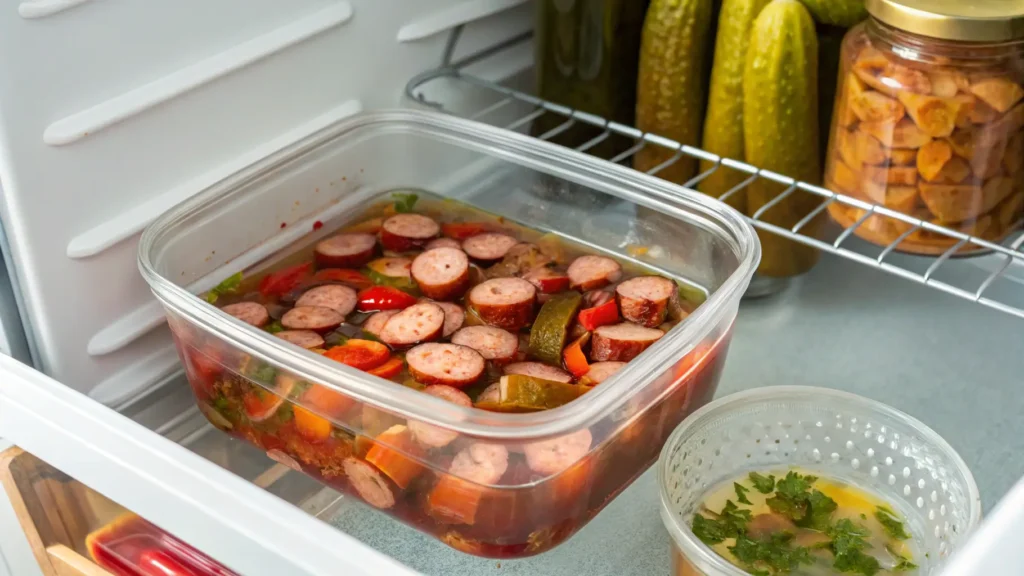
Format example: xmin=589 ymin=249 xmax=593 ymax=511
xmin=405 ymin=31 xmax=1024 ymax=321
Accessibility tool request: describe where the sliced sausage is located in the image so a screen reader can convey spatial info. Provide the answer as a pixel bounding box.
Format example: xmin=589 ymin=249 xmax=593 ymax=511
xmin=314 ymin=233 xmax=377 ymax=268
xmin=367 ymin=257 xmax=412 ymax=281
xmin=476 ymin=382 xmax=501 ymax=405
xmin=451 ymin=326 xmax=519 ymax=363
xmin=522 ymin=266 xmax=571 ymax=294
xmin=462 ymin=233 xmax=519 ymax=265
xmin=567 ymin=255 xmax=622 ymax=291
xmin=426 ymin=237 xmax=462 ymax=251
xmin=450 ymin=443 xmax=509 ymax=484
xmin=275 ymin=330 xmax=325 ymax=349
xmin=221 ymin=302 xmax=270 ymax=327
xmin=379 ymin=214 xmax=440 ymax=252
xmin=379 ymin=302 xmax=445 ymax=348
xmin=266 ymin=449 xmax=303 ymax=472
xmin=748 ymin=513 xmax=797 ymax=541
xmin=295 ymin=284 xmax=358 ymax=317
xmin=591 ymin=323 xmax=664 ymax=362
xmin=411 ymin=247 xmax=470 ymax=301
xmin=524 ymin=429 xmax=592 ymax=476
xmin=409 ymin=385 xmax=472 ymax=448
xmin=433 ymin=301 xmax=465 ymax=337
xmin=467 ymin=278 xmax=536 ymax=331
xmin=362 ymin=310 xmax=398 ymax=337
xmin=486 ymin=243 xmax=554 ymax=278
xmin=281 ymin=306 xmax=344 ymax=333
xmin=503 ymin=362 xmax=573 ymax=383
xmin=342 ymin=457 xmax=395 ymax=509
xmin=616 ymin=276 xmax=676 ymax=328
xmin=584 ymin=289 xmax=614 ymax=308
xmin=584 ymin=361 xmax=626 ymax=384
xmin=406 ymin=343 xmax=486 ymax=388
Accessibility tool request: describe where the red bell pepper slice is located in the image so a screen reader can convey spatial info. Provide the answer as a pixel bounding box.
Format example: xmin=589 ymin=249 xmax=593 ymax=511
xmin=324 ymin=339 xmax=391 ymax=370
xmin=441 ymin=222 xmax=488 ymax=240
xmin=311 ymin=268 xmax=374 ymax=289
xmin=563 ymin=336 xmax=590 ymax=378
xmin=258 ymin=262 xmax=313 ymax=298
xmin=356 ymin=286 xmax=418 ymax=312
xmin=577 ymin=299 xmax=619 ymax=331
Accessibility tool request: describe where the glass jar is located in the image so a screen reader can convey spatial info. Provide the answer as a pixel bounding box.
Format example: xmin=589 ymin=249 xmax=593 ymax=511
xmin=824 ymin=0 xmax=1024 ymax=255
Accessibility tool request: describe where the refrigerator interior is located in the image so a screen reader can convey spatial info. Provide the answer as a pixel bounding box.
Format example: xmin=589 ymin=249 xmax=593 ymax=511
xmin=0 ymin=1 xmax=1021 ymax=575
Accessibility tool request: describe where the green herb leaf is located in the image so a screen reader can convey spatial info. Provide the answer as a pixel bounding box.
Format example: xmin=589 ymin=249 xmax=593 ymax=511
xmin=749 ymin=472 xmax=777 ymax=494
xmin=766 ymin=494 xmax=807 ymax=521
xmin=735 ymin=482 xmax=753 ymax=505
xmin=801 ymin=490 xmax=838 ymax=531
xmin=776 ymin=471 xmax=816 ymax=500
xmin=264 ymin=320 xmax=285 ymax=334
xmin=887 ymin=545 xmax=918 ymax=572
xmin=829 ymin=519 xmax=879 ymax=576
xmin=728 ymin=533 xmax=813 ymax=575
xmin=721 ymin=500 xmax=753 ymax=534
xmin=247 ymin=363 xmax=277 ymax=384
xmin=875 ymin=506 xmax=912 ymax=541
xmin=205 ymin=271 xmax=243 ymax=304
xmin=392 ymin=192 xmax=419 ymax=213
xmin=692 ymin=514 xmax=729 ymax=545
xmin=833 ymin=548 xmax=881 ymax=576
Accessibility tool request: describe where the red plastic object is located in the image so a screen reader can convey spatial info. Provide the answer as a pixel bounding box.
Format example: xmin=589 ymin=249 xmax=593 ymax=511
xmin=87 ymin=513 xmax=237 ymax=576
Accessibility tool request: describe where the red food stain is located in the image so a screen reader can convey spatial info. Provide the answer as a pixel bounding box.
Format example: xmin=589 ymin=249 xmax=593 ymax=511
xmin=313 ymin=220 xmax=324 ymax=231
xmin=280 ymin=222 xmax=287 ymax=229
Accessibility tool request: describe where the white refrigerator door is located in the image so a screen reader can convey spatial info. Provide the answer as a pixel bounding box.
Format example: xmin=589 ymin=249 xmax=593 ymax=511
xmin=0 ymin=353 xmax=420 ymax=576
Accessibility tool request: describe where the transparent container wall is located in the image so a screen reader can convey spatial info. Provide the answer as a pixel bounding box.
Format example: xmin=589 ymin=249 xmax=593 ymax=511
xmin=660 ymin=388 xmax=981 ymax=575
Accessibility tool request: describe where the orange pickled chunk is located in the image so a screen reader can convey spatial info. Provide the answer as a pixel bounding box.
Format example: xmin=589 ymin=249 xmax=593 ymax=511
xmin=897 ymin=92 xmax=960 ymax=138
xmin=919 ymin=177 xmax=1014 ymax=223
xmin=863 ymin=165 xmax=918 ymax=187
xmin=851 ymin=90 xmax=905 ymax=124
xmin=1004 ymin=132 xmax=1024 ymax=174
xmin=916 ymin=140 xmax=953 ymax=182
xmin=363 ymin=425 xmax=425 ymax=489
xmin=970 ymin=77 xmax=1024 ymax=113
xmin=861 ymin=118 xmax=933 ymax=149
xmin=881 ymin=186 xmax=919 ymax=213
xmin=928 ymin=70 xmax=965 ymax=98
xmin=838 ymin=129 xmax=887 ymax=166
xmin=294 ymin=406 xmax=333 ymax=443
xmin=889 ymin=148 xmax=918 ymax=166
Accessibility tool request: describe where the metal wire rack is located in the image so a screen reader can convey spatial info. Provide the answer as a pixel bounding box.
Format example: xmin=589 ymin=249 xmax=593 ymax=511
xmin=406 ymin=29 xmax=1024 ymax=320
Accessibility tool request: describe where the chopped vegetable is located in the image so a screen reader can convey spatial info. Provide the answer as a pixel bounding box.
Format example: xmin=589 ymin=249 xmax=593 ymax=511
xmin=356 ymin=286 xmax=418 ymax=312
xmin=735 ymin=482 xmax=753 ymax=505
xmin=259 ymin=262 xmax=313 ymax=298
xmin=562 ymin=335 xmax=590 ymax=378
xmin=475 ymin=375 xmax=584 ymax=412
xmin=312 ymin=268 xmax=374 ymax=289
xmin=323 ymin=339 xmax=391 ymax=371
xmin=750 ymin=472 xmax=777 ymax=494
xmin=392 ymin=192 xmax=419 ymax=213
xmin=728 ymin=533 xmax=813 ymax=575
xmin=301 ymin=384 xmax=356 ymax=418
xmin=829 ymin=519 xmax=881 ymax=576
xmin=263 ymin=320 xmax=285 ymax=334
xmin=205 ymin=271 xmax=243 ymax=304
xmin=427 ymin=475 xmax=486 ymax=525
xmin=887 ymin=545 xmax=918 ymax=572
xmin=875 ymin=506 xmax=912 ymax=541
xmin=294 ymin=406 xmax=332 ymax=443
xmin=366 ymin=258 xmax=418 ymax=292
xmin=528 ymin=291 xmax=583 ymax=365
xmin=691 ymin=500 xmax=751 ymax=545
xmin=577 ymin=299 xmax=619 ymax=331
xmin=367 ymin=356 xmax=405 ymax=378
xmin=364 ymin=425 xmax=425 ymax=489
xmin=441 ymin=222 xmax=488 ymax=240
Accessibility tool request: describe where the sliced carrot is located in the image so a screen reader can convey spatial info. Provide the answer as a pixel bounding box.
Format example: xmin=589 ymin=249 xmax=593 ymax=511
xmin=673 ymin=342 xmax=714 ymax=381
xmin=364 ymin=425 xmax=425 ymax=489
xmin=294 ymin=406 xmax=332 ymax=443
xmin=302 ymin=384 xmax=356 ymax=419
xmin=427 ymin=475 xmax=487 ymax=525
xmin=324 ymin=339 xmax=391 ymax=371
xmin=441 ymin=222 xmax=489 ymax=240
xmin=563 ymin=337 xmax=590 ymax=378
xmin=367 ymin=356 xmax=405 ymax=379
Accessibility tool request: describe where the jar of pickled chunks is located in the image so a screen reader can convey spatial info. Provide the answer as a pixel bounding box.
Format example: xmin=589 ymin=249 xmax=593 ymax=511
xmin=825 ymin=0 xmax=1024 ymax=255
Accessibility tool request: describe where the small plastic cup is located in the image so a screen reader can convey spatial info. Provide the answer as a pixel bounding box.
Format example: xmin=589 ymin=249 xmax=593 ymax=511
xmin=658 ymin=386 xmax=981 ymax=575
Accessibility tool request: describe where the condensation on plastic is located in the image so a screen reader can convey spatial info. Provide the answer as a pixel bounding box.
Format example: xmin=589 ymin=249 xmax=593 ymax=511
xmin=139 ymin=109 xmax=759 ymax=556
xmin=658 ymin=386 xmax=982 ymax=575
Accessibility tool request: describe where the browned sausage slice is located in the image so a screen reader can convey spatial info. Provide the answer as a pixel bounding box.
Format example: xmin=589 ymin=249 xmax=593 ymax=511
xmin=451 ymin=326 xmax=519 ymax=363
xmin=408 ymin=385 xmax=472 ymax=448
xmin=567 ymin=255 xmax=622 ymax=291
xmin=523 ymin=429 xmax=592 ymax=475
xmin=461 ymin=233 xmax=519 ymax=265
xmin=221 ymin=302 xmax=270 ymax=327
xmin=342 ymin=457 xmax=395 ymax=509
xmin=275 ymin=330 xmax=325 ymax=349
xmin=411 ymin=247 xmax=470 ymax=301
xmin=361 ymin=310 xmax=398 ymax=337
xmin=475 ymin=382 xmax=501 ymax=406
xmin=379 ymin=303 xmax=445 ymax=348
xmin=522 ymin=266 xmax=571 ymax=294
xmin=406 ymin=343 xmax=486 ymax=388
xmin=503 ymin=362 xmax=573 ymax=383
xmin=295 ymin=284 xmax=358 ymax=317
xmin=590 ymin=323 xmax=664 ymax=362
xmin=433 ymin=301 xmax=465 ymax=337
xmin=467 ymin=278 xmax=536 ymax=331
xmin=616 ymin=276 xmax=676 ymax=328
xmin=281 ymin=306 xmax=344 ymax=333
xmin=583 ymin=361 xmax=626 ymax=384
xmin=314 ymin=233 xmax=377 ymax=268
xmin=449 ymin=443 xmax=509 ymax=485
xmin=426 ymin=237 xmax=462 ymax=251
xmin=379 ymin=214 xmax=440 ymax=252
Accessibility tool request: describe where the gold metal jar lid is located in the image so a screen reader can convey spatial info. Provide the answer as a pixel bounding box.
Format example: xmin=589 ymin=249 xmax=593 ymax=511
xmin=865 ymin=0 xmax=1024 ymax=42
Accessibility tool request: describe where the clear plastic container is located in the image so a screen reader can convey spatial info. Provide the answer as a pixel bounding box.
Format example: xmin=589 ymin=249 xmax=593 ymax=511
xmin=87 ymin=513 xmax=237 ymax=576
xmin=658 ymin=386 xmax=981 ymax=575
xmin=139 ymin=110 xmax=759 ymax=557
xmin=825 ymin=0 xmax=1024 ymax=255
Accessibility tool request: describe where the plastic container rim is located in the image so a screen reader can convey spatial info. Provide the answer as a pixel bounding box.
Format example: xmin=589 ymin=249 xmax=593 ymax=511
xmin=139 ymin=109 xmax=760 ymax=441
xmin=657 ymin=385 xmax=983 ymax=576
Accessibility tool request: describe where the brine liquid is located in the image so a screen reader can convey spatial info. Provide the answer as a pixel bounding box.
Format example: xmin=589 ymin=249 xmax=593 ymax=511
xmin=689 ymin=469 xmax=920 ymax=576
